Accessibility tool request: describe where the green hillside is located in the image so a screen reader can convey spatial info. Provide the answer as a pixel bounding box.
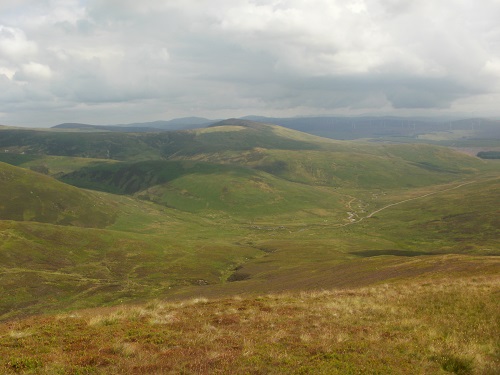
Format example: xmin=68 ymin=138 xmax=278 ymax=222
xmin=0 ymin=187 xmax=267 ymax=320
xmin=0 ymin=153 xmax=116 ymax=177
xmin=0 ymin=129 xmax=164 ymax=161
xmin=0 ymin=118 xmax=498 ymax=350
xmin=175 ymin=144 xmax=485 ymax=189
xmin=361 ymin=175 xmax=500 ymax=253
xmin=2 ymin=105 xmax=500 ymax=374
xmin=0 ymin=162 xmax=116 ymax=227
xmin=0 ymin=120 xmax=331 ymax=162
xmin=59 ymin=160 xmax=346 ymax=220
xmin=0 ymin=218 xmax=260 ymax=320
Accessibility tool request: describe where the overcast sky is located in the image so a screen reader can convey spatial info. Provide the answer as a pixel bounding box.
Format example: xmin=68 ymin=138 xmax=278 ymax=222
xmin=1 ymin=0 xmax=500 ymax=127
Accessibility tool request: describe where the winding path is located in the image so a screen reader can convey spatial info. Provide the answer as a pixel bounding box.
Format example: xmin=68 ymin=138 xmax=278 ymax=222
xmin=337 ymin=179 xmax=481 ymax=228
xmin=366 ymin=180 xmax=478 ymax=218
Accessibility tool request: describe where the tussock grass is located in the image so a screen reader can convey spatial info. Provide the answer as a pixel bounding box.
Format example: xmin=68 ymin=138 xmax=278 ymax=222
xmin=1 ymin=276 xmax=498 ymax=374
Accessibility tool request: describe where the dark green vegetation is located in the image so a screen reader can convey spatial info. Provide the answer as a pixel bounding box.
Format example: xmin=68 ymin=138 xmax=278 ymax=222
xmin=0 ymin=119 xmax=323 ymax=161
xmin=60 ymin=160 xmax=346 ymax=219
xmin=478 ymin=151 xmax=500 ymax=159
xmin=0 ymin=119 xmax=499 ymax=373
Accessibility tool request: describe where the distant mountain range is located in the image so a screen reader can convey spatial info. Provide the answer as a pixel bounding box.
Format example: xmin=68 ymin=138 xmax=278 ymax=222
xmin=52 ymin=115 xmax=500 ymax=141
xmin=53 ymin=117 xmax=216 ymax=132
xmin=241 ymin=115 xmax=500 ymax=140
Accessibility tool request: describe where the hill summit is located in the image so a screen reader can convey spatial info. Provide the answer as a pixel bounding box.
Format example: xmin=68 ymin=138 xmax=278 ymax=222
xmin=208 ymin=118 xmax=270 ymax=129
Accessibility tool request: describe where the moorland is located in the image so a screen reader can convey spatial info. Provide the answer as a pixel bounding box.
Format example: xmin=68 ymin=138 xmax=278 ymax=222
xmin=0 ymin=117 xmax=498 ymax=374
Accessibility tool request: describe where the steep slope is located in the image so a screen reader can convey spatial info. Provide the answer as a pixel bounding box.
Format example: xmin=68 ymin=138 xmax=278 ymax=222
xmin=0 ymin=162 xmax=116 ymax=227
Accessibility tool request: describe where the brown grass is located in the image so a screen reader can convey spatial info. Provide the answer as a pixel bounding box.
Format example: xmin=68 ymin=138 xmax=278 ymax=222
xmin=0 ymin=275 xmax=498 ymax=374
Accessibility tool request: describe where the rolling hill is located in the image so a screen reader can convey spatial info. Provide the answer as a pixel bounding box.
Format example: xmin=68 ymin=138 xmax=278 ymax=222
xmin=0 ymin=119 xmax=328 ymax=161
xmin=0 ymin=163 xmax=264 ymax=319
xmin=59 ymin=160 xmax=346 ymax=220
xmin=52 ymin=116 xmax=214 ymax=131
xmin=0 ymin=162 xmax=116 ymax=227
xmin=243 ymin=115 xmax=500 ymax=141
xmin=0 ymin=117 xmax=499 ymax=373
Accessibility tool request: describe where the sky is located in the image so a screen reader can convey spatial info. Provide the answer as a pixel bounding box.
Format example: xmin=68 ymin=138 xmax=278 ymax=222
xmin=1 ymin=0 xmax=500 ymax=127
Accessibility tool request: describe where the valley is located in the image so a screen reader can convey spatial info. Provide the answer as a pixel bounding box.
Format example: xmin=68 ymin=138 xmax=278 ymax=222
xmin=0 ymin=118 xmax=498 ymax=374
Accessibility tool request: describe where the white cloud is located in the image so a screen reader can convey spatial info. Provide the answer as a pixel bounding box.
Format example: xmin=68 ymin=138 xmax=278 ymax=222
xmin=15 ymin=62 xmax=52 ymax=81
xmin=0 ymin=26 xmax=37 ymax=62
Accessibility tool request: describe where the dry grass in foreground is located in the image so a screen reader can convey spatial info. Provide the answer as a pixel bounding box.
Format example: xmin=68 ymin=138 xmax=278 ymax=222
xmin=0 ymin=276 xmax=498 ymax=374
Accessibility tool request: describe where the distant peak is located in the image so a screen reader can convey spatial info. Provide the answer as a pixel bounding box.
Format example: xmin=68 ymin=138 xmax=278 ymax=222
xmin=208 ymin=118 xmax=269 ymax=128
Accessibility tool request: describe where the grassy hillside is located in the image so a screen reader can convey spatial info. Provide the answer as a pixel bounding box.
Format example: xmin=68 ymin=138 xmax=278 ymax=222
xmin=0 ymin=128 xmax=497 ymax=320
xmin=1 ymin=117 xmax=499 ymax=374
xmin=176 ymin=144 xmax=486 ymax=189
xmin=0 ymin=129 xmax=165 ymax=161
xmin=2 ymin=168 xmax=498 ymax=321
xmin=0 ymin=120 xmax=330 ymax=162
xmin=0 ymin=162 xmax=116 ymax=227
xmin=0 ymin=274 xmax=498 ymax=374
xmin=0 ymin=153 xmax=116 ymax=177
xmin=156 ymin=174 xmax=500 ymax=300
xmin=359 ymin=175 xmax=500 ymax=253
xmin=59 ymin=160 xmax=347 ymax=220
xmin=0 ymin=119 xmax=489 ymax=177
xmin=0 ymin=191 xmax=267 ymax=320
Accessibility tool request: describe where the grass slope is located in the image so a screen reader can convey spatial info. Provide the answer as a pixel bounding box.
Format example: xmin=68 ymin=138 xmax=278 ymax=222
xmin=158 ymin=175 xmax=500 ymax=300
xmin=0 ymin=195 xmax=263 ymax=320
xmin=0 ymin=121 xmax=498 ymax=343
xmin=0 ymin=153 xmax=116 ymax=177
xmin=2 ymin=171 xmax=497 ymax=321
xmin=360 ymin=175 xmax=500 ymax=253
xmin=59 ymin=160 xmax=346 ymax=220
xmin=1 ymin=158 xmax=498 ymax=319
xmin=174 ymin=143 xmax=486 ymax=189
xmin=0 ymin=129 xmax=164 ymax=160
xmin=0 ymin=120 xmax=330 ymax=162
xmin=0 ymin=275 xmax=498 ymax=374
xmin=0 ymin=162 xmax=116 ymax=227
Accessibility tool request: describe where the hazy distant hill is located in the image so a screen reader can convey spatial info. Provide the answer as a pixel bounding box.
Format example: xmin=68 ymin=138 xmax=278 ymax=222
xmin=242 ymin=115 xmax=500 ymax=141
xmin=121 ymin=117 xmax=215 ymax=129
xmin=50 ymin=115 xmax=500 ymax=146
xmin=0 ymin=119 xmax=330 ymax=160
xmin=52 ymin=123 xmax=162 ymax=132
xmin=1 ymin=119 xmax=490 ymax=175
xmin=52 ymin=117 xmax=215 ymax=132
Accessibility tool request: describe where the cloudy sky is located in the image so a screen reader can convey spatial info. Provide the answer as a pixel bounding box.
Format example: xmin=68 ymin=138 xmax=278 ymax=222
xmin=1 ymin=0 xmax=500 ymax=127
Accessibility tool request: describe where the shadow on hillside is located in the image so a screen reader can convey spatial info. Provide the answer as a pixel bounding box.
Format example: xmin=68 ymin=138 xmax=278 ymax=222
xmin=350 ymin=249 xmax=433 ymax=257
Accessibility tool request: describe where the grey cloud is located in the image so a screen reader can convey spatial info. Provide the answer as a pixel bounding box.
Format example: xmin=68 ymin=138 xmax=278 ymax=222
xmin=1 ymin=0 xmax=500 ymax=126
